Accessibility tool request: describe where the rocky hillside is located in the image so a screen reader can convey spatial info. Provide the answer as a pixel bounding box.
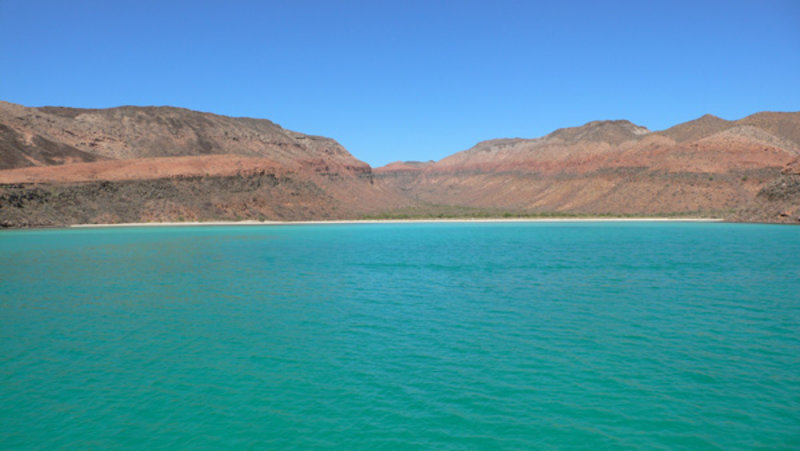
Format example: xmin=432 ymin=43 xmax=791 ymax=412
xmin=732 ymin=157 xmax=800 ymax=223
xmin=376 ymin=112 xmax=800 ymax=223
xmin=0 ymin=101 xmax=407 ymax=227
xmin=2 ymin=100 xmax=799 ymax=227
xmin=0 ymin=100 xmax=366 ymax=170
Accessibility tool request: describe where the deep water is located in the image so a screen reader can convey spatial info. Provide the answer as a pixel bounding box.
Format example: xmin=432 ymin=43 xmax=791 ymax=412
xmin=1 ymin=222 xmax=799 ymax=449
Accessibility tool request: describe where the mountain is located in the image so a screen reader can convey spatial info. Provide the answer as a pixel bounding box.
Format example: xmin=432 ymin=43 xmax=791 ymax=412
xmin=375 ymin=112 xmax=800 ymax=222
xmin=656 ymin=114 xmax=732 ymax=142
xmin=0 ymin=101 xmax=407 ymax=227
xmin=0 ymin=100 xmax=366 ymax=170
xmin=2 ymin=101 xmax=799 ymax=227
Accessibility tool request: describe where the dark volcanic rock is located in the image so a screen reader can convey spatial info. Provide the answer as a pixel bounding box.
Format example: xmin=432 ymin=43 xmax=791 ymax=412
xmin=733 ymin=174 xmax=800 ymax=224
xmin=0 ymin=174 xmax=340 ymax=228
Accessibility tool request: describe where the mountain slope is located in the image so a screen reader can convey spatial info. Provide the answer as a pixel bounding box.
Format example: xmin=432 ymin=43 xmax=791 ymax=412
xmin=375 ymin=112 xmax=800 ymax=222
xmin=2 ymin=102 xmax=799 ymax=226
xmin=0 ymin=101 xmax=407 ymax=227
xmin=0 ymin=101 xmax=365 ymax=171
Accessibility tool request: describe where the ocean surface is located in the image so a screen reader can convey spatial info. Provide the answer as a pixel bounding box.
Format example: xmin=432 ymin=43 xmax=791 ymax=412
xmin=1 ymin=222 xmax=798 ymax=449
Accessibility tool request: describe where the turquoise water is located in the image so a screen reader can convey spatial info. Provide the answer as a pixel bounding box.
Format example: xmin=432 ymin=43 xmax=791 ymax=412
xmin=1 ymin=222 xmax=799 ymax=449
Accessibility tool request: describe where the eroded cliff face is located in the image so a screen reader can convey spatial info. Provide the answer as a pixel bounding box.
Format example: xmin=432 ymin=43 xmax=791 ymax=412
xmin=0 ymin=101 xmax=409 ymax=227
xmin=375 ymin=113 xmax=800 ymax=221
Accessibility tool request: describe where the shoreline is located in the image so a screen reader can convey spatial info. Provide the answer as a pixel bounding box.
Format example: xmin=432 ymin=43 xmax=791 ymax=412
xmin=69 ymin=217 xmax=725 ymax=228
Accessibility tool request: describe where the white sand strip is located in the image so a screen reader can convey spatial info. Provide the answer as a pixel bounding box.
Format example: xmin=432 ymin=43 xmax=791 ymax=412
xmin=71 ymin=218 xmax=724 ymax=228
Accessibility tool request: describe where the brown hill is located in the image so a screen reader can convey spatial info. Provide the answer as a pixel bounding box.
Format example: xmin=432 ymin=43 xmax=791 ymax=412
xmin=2 ymin=101 xmax=799 ymax=226
xmin=373 ymin=160 xmax=435 ymax=174
xmin=0 ymin=100 xmax=366 ymax=171
xmin=375 ymin=112 xmax=800 ymax=222
xmin=546 ymin=120 xmax=650 ymax=145
xmin=656 ymin=114 xmax=732 ymax=142
xmin=0 ymin=101 xmax=407 ymax=227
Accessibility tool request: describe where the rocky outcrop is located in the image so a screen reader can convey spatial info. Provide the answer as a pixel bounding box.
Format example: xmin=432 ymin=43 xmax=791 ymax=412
xmin=732 ymin=158 xmax=800 ymax=223
xmin=0 ymin=174 xmax=345 ymax=228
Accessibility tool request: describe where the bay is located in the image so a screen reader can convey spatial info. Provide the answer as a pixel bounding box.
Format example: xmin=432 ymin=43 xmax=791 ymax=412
xmin=1 ymin=222 xmax=799 ymax=449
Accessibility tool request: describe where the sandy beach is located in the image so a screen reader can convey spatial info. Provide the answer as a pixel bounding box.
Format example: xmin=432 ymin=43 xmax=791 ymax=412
xmin=70 ymin=217 xmax=724 ymax=228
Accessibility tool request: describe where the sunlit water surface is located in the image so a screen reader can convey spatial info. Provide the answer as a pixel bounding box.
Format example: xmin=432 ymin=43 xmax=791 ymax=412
xmin=1 ymin=222 xmax=799 ymax=448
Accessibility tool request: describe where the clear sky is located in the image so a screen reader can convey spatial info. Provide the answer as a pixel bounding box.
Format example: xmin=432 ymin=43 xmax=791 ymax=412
xmin=1 ymin=1 xmax=798 ymax=166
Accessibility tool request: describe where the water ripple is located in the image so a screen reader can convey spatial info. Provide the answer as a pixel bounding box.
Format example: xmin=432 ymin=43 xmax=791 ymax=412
xmin=1 ymin=223 xmax=799 ymax=448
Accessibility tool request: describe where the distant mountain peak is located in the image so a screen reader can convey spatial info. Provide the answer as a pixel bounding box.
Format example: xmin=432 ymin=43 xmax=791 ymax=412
xmin=546 ymin=119 xmax=650 ymax=145
xmin=374 ymin=160 xmax=434 ymax=173
xmin=657 ymin=113 xmax=732 ymax=142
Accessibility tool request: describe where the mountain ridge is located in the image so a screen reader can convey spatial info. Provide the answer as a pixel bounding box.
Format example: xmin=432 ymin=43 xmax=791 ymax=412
xmin=374 ymin=110 xmax=800 ymax=223
xmin=0 ymin=101 xmax=364 ymax=170
xmin=1 ymin=101 xmax=799 ymax=226
xmin=0 ymin=101 xmax=409 ymax=227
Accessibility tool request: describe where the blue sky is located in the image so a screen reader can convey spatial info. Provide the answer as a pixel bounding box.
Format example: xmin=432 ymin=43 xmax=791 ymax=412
xmin=1 ymin=1 xmax=798 ymax=166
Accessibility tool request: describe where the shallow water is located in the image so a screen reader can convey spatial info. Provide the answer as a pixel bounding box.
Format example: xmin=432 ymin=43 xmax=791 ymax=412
xmin=1 ymin=222 xmax=799 ymax=448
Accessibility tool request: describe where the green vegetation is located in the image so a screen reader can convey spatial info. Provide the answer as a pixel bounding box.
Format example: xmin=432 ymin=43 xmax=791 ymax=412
xmin=359 ymin=204 xmax=728 ymax=220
